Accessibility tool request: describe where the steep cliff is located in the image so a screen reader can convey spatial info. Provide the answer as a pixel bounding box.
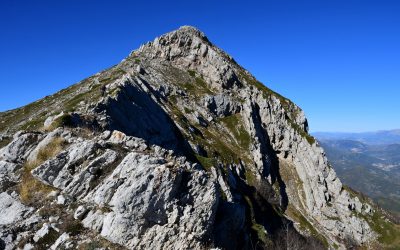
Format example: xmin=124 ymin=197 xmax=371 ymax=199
xmin=0 ymin=26 xmax=398 ymax=250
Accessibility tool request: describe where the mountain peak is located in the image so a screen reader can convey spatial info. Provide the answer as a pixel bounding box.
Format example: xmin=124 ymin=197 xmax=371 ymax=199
xmin=158 ymin=25 xmax=208 ymax=43
xmin=132 ymin=25 xmax=241 ymax=90
xmin=0 ymin=26 xmax=395 ymax=249
xmin=176 ymin=25 xmax=205 ymax=36
xmin=134 ymin=25 xmax=212 ymax=60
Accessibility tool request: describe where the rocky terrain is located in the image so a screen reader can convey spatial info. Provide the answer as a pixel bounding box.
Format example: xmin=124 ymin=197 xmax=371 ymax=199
xmin=0 ymin=26 xmax=399 ymax=249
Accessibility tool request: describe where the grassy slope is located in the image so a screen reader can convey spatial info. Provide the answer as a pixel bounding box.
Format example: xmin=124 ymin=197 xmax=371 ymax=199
xmin=344 ymin=186 xmax=400 ymax=249
xmin=0 ymin=65 xmax=126 ymax=135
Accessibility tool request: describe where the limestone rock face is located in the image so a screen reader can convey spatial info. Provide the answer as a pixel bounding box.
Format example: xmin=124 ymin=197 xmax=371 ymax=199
xmin=204 ymin=94 xmax=241 ymax=117
xmin=0 ymin=131 xmax=42 ymax=163
xmin=86 ymin=152 xmax=218 ymax=249
xmin=0 ymin=26 xmax=386 ymax=249
xmin=0 ymin=192 xmax=32 ymax=225
xmin=135 ymin=26 xmax=241 ymax=91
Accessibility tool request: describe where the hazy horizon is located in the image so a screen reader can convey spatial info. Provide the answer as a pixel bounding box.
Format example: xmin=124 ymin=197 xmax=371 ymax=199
xmin=311 ymin=128 xmax=400 ymax=134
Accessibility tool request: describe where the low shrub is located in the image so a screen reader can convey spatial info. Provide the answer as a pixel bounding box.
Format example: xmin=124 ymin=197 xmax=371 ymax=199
xmin=59 ymin=215 xmax=84 ymax=236
xmin=49 ymin=113 xmax=75 ymax=129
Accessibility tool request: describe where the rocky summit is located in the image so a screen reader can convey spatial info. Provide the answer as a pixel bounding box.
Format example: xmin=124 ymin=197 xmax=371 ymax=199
xmin=0 ymin=26 xmax=399 ymax=250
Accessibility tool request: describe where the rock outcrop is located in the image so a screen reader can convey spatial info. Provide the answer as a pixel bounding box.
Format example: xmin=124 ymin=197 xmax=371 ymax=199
xmin=0 ymin=26 xmax=396 ymax=249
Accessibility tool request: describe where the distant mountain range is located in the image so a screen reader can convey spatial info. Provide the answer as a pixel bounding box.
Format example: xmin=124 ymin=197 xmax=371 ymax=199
xmin=313 ymin=129 xmax=400 ymax=145
xmin=314 ymin=130 xmax=400 ymax=216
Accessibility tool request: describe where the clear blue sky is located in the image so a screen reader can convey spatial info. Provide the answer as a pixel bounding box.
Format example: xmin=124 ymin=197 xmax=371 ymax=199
xmin=1 ymin=0 xmax=399 ymax=132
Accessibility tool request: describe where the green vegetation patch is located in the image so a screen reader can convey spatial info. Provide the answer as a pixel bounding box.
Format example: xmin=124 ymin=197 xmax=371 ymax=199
xmin=20 ymin=116 xmax=47 ymax=131
xmin=195 ymin=76 xmax=210 ymax=90
xmin=367 ymin=210 xmax=400 ymax=246
xmin=188 ymin=70 xmax=196 ymax=77
xmin=343 ymin=185 xmax=400 ymax=248
xmin=201 ymin=127 xmax=245 ymax=165
xmin=287 ymin=117 xmax=316 ymax=145
xmin=286 ymin=205 xmax=329 ymax=248
xmin=252 ymin=223 xmax=270 ymax=244
xmin=98 ymin=67 xmax=126 ymax=85
xmin=0 ymin=74 xmax=97 ymax=134
xmin=49 ymin=113 xmax=75 ymax=130
xmin=0 ymin=136 xmax=12 ymax=149
xmin=182 ymin=77 xmax=213 ymax=96
xmin=219 ymin=114 xmax=251 ymax=150
xmin=244 ymin=195 xmax=273 ymax=246
xmin=109 ymin=87 xmax=121 ymax=98
xmin=63 ymin=83 xmax=104 ymax=112
xmin=239 ymin=72 xmax=290 ymax=110
xmin=194 ymin=154 xmax=217 ymax=171
xmin=169 ymin=105 xmax=249 ymax=170
xmin=183 ymin=107 xmax=193 ymax=114
xmin=179 ymin=71 xmax=213 ymax=97
xmin=245 ymin=169 xmax=256 ymax=185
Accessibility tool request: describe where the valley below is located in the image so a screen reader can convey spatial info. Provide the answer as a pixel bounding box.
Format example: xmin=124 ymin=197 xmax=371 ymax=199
xmin=314 ymin=130 xmax=400 ymax=217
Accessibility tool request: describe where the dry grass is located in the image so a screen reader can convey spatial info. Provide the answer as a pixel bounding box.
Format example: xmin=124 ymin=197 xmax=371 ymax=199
xmin=36 ymin=137 xmax=66 ymax=162
xmin=78 ymin=237 xmax=126 ymax=250
xmin=19 ymin=137 xmax=66 ymax=205
xmin=59 ymin=214 xmax=84 ymax=236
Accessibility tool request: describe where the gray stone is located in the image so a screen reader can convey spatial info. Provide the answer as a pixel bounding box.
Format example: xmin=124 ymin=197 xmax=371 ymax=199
xmin=136 ymin=65 xmax=145 ymax=74
xmin=204 ymin=94 xmax=240 ymax=117
xmin=33 ymin=223 xmax=53 ymax=242
xmin=64 ymin=149 xmax=119 ymax=198
xmin=23 ymin=243 xmax=35 ymax=250
xmin=74 ymin=205 xmax=88 ymax=220
xmin=31 ymin=140 xmax=98 ymax=188
xmin=50 ymin=232 xmax=70 ymax=250
xmin=82 ymin=152 xmax=218 ymax=248
xmin=57 ymin=195 xmax=66 ymax=205
xmin=47 ymin=190 xmax=60 ymax=199
xmin=0 ymin=192 xmax=31 ymax=225
xmin=82 ymin=210 xmax=105 ymax=233
xmin=0 ymin=132 xmax=42 ymax=163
